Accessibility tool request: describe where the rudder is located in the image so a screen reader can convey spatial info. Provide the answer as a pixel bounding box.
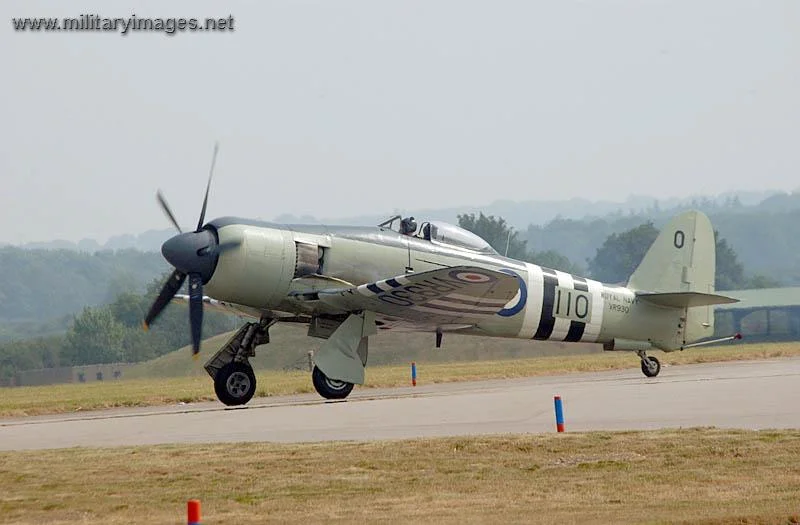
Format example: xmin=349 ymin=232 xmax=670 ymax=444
xmin=627 ymin=210 xmax=716 ymax=343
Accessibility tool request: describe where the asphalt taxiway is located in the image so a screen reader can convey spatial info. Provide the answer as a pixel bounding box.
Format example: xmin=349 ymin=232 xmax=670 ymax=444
xmin=1 ymin=358 xmax=798 ymax=451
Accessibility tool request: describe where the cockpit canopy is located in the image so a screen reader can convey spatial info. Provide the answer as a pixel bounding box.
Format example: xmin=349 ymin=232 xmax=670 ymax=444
xmin=379 ymin=215 xmax=497 ymax=254
xmin=426 ymin=221 xmax=497 ymax=254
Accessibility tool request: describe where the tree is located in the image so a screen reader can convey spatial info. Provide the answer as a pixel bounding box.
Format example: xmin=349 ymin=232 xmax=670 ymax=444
xmin=0 ymin=272 xmax=239 ymax=377
xmin=0 ymin=336 xmax=62 ymax=382
xmin=588 ymin=223 xmax=659 ymax=283
xmin=108 ymin=292 xmax=147 ymax=328
xmin=0 ymin=247 xmax=167 ymax=325
xmin=588 ymin=222 xmax=752 ymax=289
xmin=457 ymin=213 xmax=529 ymax=259
xmin=745 ymin=274 xmax=781 ymax=289
xmin=529 ymin=250 xmax=584 ymax=275
xmin=714 ymin=235 xmax=746 ymax=290
xmin=63 ymin=307 xmax=126 ymax=365
xmin=458 ymin=212 xmax=581 ymax=273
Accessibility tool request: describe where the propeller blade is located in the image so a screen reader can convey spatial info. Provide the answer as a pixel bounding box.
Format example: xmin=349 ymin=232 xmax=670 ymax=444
xmin=143 ymin=269 xmax=187 ymax=329
xmin=196 ymin=142 xmax=219 ymax=232
xmin=156 ymin=191 xmax=183 ymax=234
xmin=188 ymin=273 xmax=204 ymax=355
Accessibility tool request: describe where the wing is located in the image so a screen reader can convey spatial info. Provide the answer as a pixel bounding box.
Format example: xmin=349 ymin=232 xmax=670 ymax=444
xmin=318 ymin=266 xmax=519 ymax=326
xmin=172 ymin=294 xmax=264 ymax=319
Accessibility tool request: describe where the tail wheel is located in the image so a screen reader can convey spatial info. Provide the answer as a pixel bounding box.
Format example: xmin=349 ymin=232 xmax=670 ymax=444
xmin=214 ymin=362 xmax=257 ymax=406
xmin=641 ymin=356 xmax=661 ymax=377
xmin=312 ymin=365 xmax=354 ymax=400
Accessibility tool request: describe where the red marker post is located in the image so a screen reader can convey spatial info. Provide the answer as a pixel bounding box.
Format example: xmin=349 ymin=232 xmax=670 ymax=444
xmin=188 ymin=499 xmax=201 ymax=525
xmin=554 ymin=395 xmax=565 ymax=432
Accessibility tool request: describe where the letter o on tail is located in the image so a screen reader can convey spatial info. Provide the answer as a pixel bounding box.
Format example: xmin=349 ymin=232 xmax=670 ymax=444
xmin=674 ymin=230 xmax=685 ymax=249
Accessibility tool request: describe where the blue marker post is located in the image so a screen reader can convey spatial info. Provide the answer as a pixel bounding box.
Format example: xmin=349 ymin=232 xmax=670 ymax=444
xmin=411 ymin=361 xmax=417 ymax=387
xmin=554 ymin=395 xmax=565 ymax=432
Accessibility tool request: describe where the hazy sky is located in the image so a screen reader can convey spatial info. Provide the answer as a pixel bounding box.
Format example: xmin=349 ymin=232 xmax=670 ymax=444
xmin=2 ymin=1 xmax=798 ymax=243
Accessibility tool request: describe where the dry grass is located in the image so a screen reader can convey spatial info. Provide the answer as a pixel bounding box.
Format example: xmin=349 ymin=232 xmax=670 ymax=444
xmin=1 ymin=428 xmax=799 ymax=524
xmin=2 ymin=341 xmax=800 ymax=418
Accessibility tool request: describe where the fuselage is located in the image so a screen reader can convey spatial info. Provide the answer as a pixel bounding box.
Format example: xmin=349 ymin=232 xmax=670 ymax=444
xmin=202 ymin=218 xmax=687 ymax=350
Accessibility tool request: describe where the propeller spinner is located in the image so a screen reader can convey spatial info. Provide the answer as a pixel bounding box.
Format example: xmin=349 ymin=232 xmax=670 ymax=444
xmin=143 ymin=143 xmax=237 ymax=356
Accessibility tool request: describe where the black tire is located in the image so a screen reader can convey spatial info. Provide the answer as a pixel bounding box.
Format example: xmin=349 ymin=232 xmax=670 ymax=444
xmin=214 ymin=362 xmax=257 ymax=406
xmin=312 ymin=365 xmax=354 ymax=400
xmin=641 ymin=356 xmax=661 ymax=378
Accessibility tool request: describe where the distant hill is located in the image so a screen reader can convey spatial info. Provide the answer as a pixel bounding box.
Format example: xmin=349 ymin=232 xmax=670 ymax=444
xmin=17 ymin=229 xmax=174 ymax=253
xmin=523 ymin=195 xmax=800 ymax=284
xmin=274 ymin=190 xmax=783 ymax=231
xmin=9 ymin=190 xmax=787 ymax=252
xmin=0 ymin=248 xmax=167 ymax=327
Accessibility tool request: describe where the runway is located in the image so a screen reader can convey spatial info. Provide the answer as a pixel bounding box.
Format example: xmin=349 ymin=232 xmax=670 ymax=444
xmin=1 ymin=358 xmax=799 ymax=451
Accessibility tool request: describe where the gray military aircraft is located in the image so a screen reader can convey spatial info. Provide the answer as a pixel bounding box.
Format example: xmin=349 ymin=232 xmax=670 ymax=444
xmin=144 ymin=164 xmax=739 ymax=406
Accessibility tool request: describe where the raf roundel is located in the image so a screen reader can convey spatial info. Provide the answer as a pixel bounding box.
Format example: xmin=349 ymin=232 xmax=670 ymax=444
xmin=448 ymin=270 xmax=495 ymax=283
xmin=497 ymin=268 xmax=526 ymax=317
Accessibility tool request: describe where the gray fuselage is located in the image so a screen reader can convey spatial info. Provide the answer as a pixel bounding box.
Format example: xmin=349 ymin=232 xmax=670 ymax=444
xmin=203 ymin=218 xmax=686 ymax=350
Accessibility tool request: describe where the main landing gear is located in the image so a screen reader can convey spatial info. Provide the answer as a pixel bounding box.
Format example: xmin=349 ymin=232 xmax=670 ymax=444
xmin=637 ymin=350 xmax=661 ymax=378
xmin=214 ymin=362 xmax=257 ymax=406
xmin=204 ymin=316 xmax=363 ymax=406
xmin=205 ymin=318 xmax=273 ymax=406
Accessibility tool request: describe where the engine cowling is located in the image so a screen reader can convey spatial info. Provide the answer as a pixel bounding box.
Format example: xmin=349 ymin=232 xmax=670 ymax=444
xmin=204 ymin=224 xmax=296 ymax=309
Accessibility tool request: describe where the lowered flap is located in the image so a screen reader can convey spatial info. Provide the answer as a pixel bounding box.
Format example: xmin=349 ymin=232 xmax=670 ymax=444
xmin=637 ymin=291 xmax=739 ymax=308
xmin=290 ymin=274 xmax=354 ymax=296
xmin=318 ymin=266 xmax=519 ymax=325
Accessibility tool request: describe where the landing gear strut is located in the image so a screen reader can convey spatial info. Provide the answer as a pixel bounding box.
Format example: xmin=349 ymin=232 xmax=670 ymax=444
xmin=205 ymin=317 xmax=275 ymax=406
xmin=637 ymin=350 xmax=661 ymax=377
xmin=312 ymin=365 xmax=354 ymax=400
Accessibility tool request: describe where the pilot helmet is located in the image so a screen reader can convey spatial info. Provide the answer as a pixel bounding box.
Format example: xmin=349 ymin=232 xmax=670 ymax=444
xmin=400 ymin=216 xmax=417 ymax=235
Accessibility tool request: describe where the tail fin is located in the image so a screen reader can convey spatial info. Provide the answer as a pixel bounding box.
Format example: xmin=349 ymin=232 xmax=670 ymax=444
xmin=627 ymin=210 xmax=716 ymax=342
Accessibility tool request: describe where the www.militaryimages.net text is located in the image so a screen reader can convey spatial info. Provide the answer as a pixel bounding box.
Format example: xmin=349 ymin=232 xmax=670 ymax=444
xmin=12 ymin=14 xmax=234 ymax=36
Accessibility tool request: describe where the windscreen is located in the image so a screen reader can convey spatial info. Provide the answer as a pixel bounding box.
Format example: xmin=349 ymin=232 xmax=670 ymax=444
xmin=428 ymin=222 xmax=497 ymax=254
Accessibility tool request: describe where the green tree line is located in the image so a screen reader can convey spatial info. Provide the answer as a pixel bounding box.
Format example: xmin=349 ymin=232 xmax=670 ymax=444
xmin=523 ymin=207 xmax=800 ymax=285
xmin=457 ymin=213 xmax=583 ymax=274
xmin=459 ymin=213 xmax=775 ymax=289
xmin=0 ymin=276 xmax=237 ymax=381
xmin=0 ymin=247 xmax=168 ymax=324
xmin=586 ymin=221 xmax=778 ymax=289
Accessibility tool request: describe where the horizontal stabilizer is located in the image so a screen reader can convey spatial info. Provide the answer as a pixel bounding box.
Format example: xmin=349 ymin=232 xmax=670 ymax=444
xmin=637 ymin=291 xmax=739 ymax=308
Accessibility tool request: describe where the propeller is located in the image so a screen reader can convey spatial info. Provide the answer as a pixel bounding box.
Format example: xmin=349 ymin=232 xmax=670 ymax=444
xmin=143 ymin=269 xmax=187 ymax=328
xmin=197 ymin=143 xmax=218 ymax=232
xmin=156 ymin=191 xmax=182 ymax=234
xmin=143 ymin=143 xmax=236 ymax=357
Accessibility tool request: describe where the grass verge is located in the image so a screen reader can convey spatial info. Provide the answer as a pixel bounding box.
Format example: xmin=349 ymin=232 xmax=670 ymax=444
xmin=0 ymin=428 xmax=799 ymax=524
xmin=1 ymin=341 xmax=799 ymax=418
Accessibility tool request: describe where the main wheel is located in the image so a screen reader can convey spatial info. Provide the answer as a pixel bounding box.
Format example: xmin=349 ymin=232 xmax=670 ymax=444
xmin=641 ymin=356 xmax=661 ymax=377
xmin=312 ymin=365 xmax=354 ymax=400
xmin=214 ymin=362 xmax=257 ymax=406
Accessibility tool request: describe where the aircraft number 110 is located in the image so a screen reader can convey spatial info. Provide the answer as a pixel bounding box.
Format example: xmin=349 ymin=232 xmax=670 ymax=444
xmin=554 ymin=286 xmax=592 ymax=323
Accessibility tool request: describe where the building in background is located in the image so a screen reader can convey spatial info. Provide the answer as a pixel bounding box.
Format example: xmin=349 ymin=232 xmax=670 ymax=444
xmin=6 ymin=363 xmax=134 ymax=387
xmin=715 ymin=288 xmax=800 ymax=342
